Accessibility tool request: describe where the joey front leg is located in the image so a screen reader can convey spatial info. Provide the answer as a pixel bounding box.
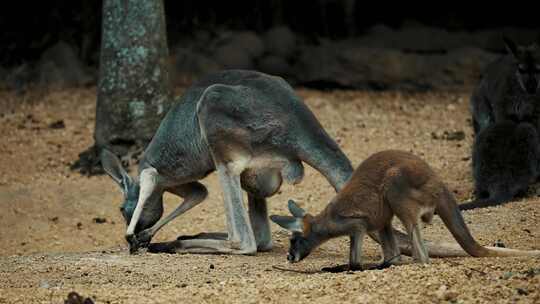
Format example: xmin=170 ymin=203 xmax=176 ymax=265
xmin=349 ymin=230 xmax=364 ymax=271
xmin=136 ymin=182 xmax=208 ymax=247
xmin=322 ymin=230 xmax=365 ymax=273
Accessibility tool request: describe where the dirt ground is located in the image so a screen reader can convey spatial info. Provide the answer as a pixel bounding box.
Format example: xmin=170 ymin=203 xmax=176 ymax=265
xmin=0 ymin=87 xmax=539 ymax=304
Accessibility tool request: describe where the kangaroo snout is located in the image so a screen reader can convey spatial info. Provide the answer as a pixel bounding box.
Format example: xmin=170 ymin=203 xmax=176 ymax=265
xmin=125 ymin=233 xmax=140 ymax=254
xmin=287 ymin=253 xmax=298 ymax=263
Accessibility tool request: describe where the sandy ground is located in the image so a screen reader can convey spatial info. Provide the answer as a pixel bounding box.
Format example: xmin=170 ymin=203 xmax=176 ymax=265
xmin=0 ymin=87 xmax=539 ymax=303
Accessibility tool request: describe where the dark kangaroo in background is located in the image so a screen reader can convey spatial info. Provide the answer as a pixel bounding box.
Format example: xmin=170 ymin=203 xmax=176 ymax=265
xmin=459 ymin=121 xmax=540 ymax=211
xmin=102 ymin=70 xmax=481 ymax=256
xmin=272 ymin=150 xmax=540 ymax=272
xmin=466 ymin=37 xmax=540 ymax=210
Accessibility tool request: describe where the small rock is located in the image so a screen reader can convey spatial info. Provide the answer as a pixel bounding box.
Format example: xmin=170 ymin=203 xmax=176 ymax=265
xmin=516 ymin=288 xmax=529 ymax=296
xmin=39 ymin=280 xmax=50 ymax=289
xmin=63 ymin=291 xmax=94 ymax=304
xmin=76 ymin=222 xmax=83 ymax=229
xmin=502 ymin=271 xmax=515 ymax=279
xmin=92 ymin=217 xmax=107 ymax=224
xmin=209 ymin=264 xmax=215 ymax=270
xmin=524 ymin=268 xmax=540 ymax=277
xmin=493 ymin=240 xmax=506 ymax=248
xmin=443 ymin=291 xmax=458 ymax=302
xmin=48 ymin=120 xmax=65 ymax=129
xmin=445 ymin=130 xmax=465 ymax=141
xmin=435 ymin=285 xmax=458 ymax=301
xmin=431 ymin=130 xmax=465 ymax=141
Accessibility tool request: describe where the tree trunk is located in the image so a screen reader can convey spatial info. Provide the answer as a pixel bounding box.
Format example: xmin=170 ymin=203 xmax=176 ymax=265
xmin=73 ymin=0 xmax=173 ymax=174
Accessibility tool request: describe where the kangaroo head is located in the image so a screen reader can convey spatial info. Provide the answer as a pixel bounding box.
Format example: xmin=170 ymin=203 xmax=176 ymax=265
xmin=504 ymin=36 xmax=540 ymax=95
xmin=270 ymin=199 xmax=316 ymax=263
xmin=100 ymin=149 xmax=161 ymax=233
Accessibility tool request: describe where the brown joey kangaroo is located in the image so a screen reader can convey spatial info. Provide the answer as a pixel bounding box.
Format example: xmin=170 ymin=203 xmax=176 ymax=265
xmin=271 ymin=150 xmax=540 ymax=272
xmin=101 ymin=70 xmax=495 ymax=257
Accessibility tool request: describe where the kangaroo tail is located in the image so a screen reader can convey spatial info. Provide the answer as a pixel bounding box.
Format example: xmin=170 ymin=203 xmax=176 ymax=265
xmin=296 ymin=132 xmax=353 ymax=192
xmin=458 ymin=190 xmax=514 ymax=211
xmin=437 ymin=187 xmax=540 ymax=257
xmin=368 ymin=230 xmax=470 ymax=257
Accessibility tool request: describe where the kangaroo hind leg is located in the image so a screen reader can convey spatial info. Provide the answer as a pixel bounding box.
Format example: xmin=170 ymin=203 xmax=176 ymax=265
xmin=241 ymin=168 xmax=282 ymax=252
xmin=172 ymin=85 xmax=259 ymax=254
xmin=374 ymin=223 xmax=401 ymax=269
xmin=171 ymin=163 xmax=257 ymax=254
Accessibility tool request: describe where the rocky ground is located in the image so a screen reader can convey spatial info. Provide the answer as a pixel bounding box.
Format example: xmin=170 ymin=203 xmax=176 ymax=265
xmin=0 ymin=87 xmax=539 ymax=303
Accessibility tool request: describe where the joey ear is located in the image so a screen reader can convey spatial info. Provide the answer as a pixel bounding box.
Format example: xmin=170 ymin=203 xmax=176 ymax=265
xmin=270 ymin=215 xmax=303 ymax=233
xmin=100 ymin=149 xmax=133 ymax=194
xmin=503 ymin=36 xmax=519 ymax=59
xmin=287 ymin=199 xmax=306 ymax=218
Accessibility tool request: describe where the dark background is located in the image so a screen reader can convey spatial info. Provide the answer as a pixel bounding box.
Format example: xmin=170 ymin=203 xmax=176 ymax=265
xmin=2 ymin=1 xmax=540 ymax=67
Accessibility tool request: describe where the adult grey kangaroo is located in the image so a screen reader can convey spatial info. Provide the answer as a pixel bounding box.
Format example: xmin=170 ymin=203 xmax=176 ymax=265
xmin=102 ymin=70 xmax=474 ymax=256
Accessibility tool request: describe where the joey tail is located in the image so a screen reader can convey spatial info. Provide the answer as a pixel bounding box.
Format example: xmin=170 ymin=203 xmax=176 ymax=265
xmin=437 ymin=188 xmax=540 ymax=257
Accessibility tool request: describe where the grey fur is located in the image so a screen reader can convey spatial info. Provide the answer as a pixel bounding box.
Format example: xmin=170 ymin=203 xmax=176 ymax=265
xmin=103 ymin=70 xmax=495 ymax=258
xmin=102 ymin=70 xmax=353 ymax=254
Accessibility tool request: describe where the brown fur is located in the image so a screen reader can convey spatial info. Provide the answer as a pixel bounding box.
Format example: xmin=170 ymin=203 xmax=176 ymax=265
xmin=273 ymin=150 xmax=540 ymax=271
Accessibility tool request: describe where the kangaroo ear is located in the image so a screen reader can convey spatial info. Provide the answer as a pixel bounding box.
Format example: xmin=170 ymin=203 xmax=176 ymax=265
xmin=288 ymin=199 xmax=306 ymax=218
xmin=270 ymin=215 xmax=303 ymax=233
xmin=100 ymin=149 xmax=133 ymax=194
xmin=503 ymin=36 xmax=519 ymax=59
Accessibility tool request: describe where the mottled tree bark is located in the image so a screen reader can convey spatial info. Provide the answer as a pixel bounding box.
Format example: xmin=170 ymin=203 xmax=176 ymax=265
xmin=73 ymin=0 xmax=173 ymax=174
